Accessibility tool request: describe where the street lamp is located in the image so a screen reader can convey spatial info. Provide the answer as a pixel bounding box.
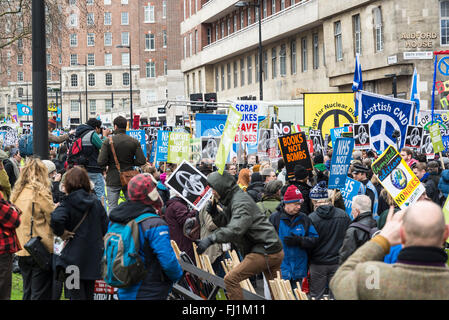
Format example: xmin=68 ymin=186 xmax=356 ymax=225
xmin=235 ymin=0 xmax=263 ymax=100
xmin=78 ymin=59 xmax=88 ymax=123
xmin=117 ymin=44 xmax=133 ymax=127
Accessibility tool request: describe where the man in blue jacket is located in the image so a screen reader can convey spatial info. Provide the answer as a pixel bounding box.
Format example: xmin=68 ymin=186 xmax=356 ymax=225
xmin=108 ymin=174 xmax=183 ymax=300
xmin=270 ymin=185 xmax=319 ymax=289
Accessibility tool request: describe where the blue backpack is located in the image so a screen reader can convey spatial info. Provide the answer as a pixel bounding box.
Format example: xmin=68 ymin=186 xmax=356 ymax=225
xmin=102 ymin=213 xmax=158 ymax=288
xmin=19 ymin=134 xmax=33 ymax=157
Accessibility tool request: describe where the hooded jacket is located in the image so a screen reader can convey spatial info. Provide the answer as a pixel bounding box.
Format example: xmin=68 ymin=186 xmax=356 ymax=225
xmin=438 ymin=169 xmax=449 ymax=199
xmin=246 ymin=173 xmax=265 ymax=203
xmin=207 ymin=171 xmax=282 ymax=257
xmin=109 ymin=200 xmax=182 ymax=300
xmin=51 ymin=189 xmax=108 ymax=280
xmin=309 ymin=205 xmax=351 ymax=265
xmin=421 ymin=172 xmax=440 ymax=205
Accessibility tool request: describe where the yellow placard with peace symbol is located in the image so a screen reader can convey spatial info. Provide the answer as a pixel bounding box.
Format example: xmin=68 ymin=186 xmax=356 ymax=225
xmin=304 ymin=93 xmax=356 ymax=140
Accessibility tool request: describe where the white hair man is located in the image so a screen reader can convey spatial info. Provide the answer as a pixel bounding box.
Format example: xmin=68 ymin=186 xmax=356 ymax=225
xmin=330 ymin=201 xmax=449 ymax=299
xmin=338 ymin=195 xmax=377 ymax=264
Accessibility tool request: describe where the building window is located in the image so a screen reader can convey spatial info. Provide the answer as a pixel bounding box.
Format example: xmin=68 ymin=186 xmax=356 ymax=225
xmin=240 ymin=58 xmax=245 ymax=86
xmin=17 ymin=53 xmax=23 ymax=65
xmin=104 ymin=0 xmax=111 ymax=4
xmin=280 ymin=44 xmax=286 ymax=76
xmin=334 ymin=21 xmax=343 ymax=61
xmin=121 ymin=52 xmax=130 ymax=65
xmin=87 ymin=33 xmax=95 ymax=46
xmin=104 ymin=12 xmax=111 ymax=25
xmin=87 ymin=0 xmax=94 ymax=5
xmin=263 ymin=0 xmax=267 ymax=18
xmin=146 ymin=61 xmax=155 ymax=78
xmin=215 ymin=24 xmax=218 ymax=40
xmin=247 ymin=56 xmax=252 ymax=84
xmin=18 ymin=88 xmax=23 ymax=97
xmin=271 ymin=47 xmax=277 ymax=78
xmin=221 ymin=22 xmax=224 ymax=38
xmin=105 ymin=73 xmax=112 ymax=86
xmin=164 ymin=59 xmax=167 ymax=75
xmin=221 ymin=65 xmax=225 ymax=90
xmin=71 ymin=100 xmax=80 ymax=112
xmin=184 ymin=36 xmax=187 ymax=58
xmin=121 ymin=32 xmax=129 ymax=46
xmin=105 ymin=99 xmax=112 ymax=112
xmin=301 ymin=37 xmax=307 ymax=72
xmin=291 ymin=40 xmax=297 ymax=74
xmin=88 ymin=73 xmax=95 ymax=86
xmin=145 ymin=33 xmax=155 ymax=50
xmin=69 ymin=14 xmax=78 ymax=27
xmin=17 ymin=39 xmax=23 ymax=49
xmin=70 ymin=33 xmax=78 ymax=47
xmin=373 ymin=7 xmax=383 ymax=52
xmin=232 ymin=61 xmax=237 ymax=88
xmin=17 ymin=71 xmax=23 ymax=82
xmin=144 ymin=5 xmax=155 ymax=23
xmin=70 ymin=54 xmax=78 ymax=66
xmin=123 ymin=72 xmax=130 ymax=85
xmin=247 ymin=9 xmax=251 ymax=25
xmin=71 ymin=74 xmax=78 ymax=87
xmin=215 ymin=67 xmax=219 ymax=91
xmin=272 ymin=0 xmax=276 ymax=14
xmin=121 ymin=12 xmax=129 ymax=25
xmin=255 ymin=6 xmax=259 ymax=22
xmin=240 ymin=11 xmax=244 ymax=28
xmin=46 ymin=53 xmax=51 ymax=65
xmin=353 ymin=14 xmax=361 ymax=55
xmin=47 ymin=70 xmax=52 ymax=81
xmin=87 ymin=53 xmax=95 ymax=66
xmin=89 ymin=99 xmax=96 ymax=115
xmin=87 ymin=13 xmax=95 ymax=26
xmin=234 ymin=15 xmax=237 ymax=32
xmin=227 ymin=18 xmax=231 ymax=35
xmin=280 ymin=0 xmax=285 ymax=10
xmin=207 ymin=27 xmax=211 ymax=45
xmin=442 ymin=1 xmax=449 ymax=45
xmin=104 ymin=32 xmax=112 ymax=46
xmin=163 ymin=1 xmax=167 ymax=19
xmin=313 ymin=33 xmax=319 ymax=69
xmin=163 ymin=30 xmax=167 ymax=47
xmin=104 ymin=53 xmax=112 ymax=66
xmin=59 ymin=54 xmax=62 ymax=64
xmin=189 ymin=33 xmax=193 ymax=56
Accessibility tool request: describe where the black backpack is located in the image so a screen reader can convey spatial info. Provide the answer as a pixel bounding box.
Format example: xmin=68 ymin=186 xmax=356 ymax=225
xmin=349 ymin=222 xmax=380 ymax=239
xmin=66 ymin=130 xmax=94 ymax=167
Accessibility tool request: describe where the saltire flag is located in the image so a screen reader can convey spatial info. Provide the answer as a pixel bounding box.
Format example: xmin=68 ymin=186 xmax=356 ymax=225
xmin=411 ymin=68 xmax=420 ymax=125
xmin=352 ymin=53 xmax=363 ymax=118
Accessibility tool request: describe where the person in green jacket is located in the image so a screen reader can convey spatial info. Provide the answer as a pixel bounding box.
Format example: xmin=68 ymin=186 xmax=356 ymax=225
xmin=257 ymin=179 xmax=283 ymax=217
xmin=195 ymin=170 xmax=284 ymax=300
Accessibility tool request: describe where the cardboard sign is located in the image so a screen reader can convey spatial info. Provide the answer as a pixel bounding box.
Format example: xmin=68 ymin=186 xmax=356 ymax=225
xmin=165 ymin=160 xmax=213 ymax=211
xmin=257 ymin=128 xmax=274 ymax=156
xmin=278 ymin=132 xmax=313 ymax=178
xmin=167 ymin=132 xmax=190 ymax=164
xmin=330 ymin=126 xmax=349 ymax=147
xmin=155 ymin=130 xmax=170 ymax=162
xmin=429 ymin=123 xmax=445 ymax=153
xmin=309 ymin=129 xmax=324 ymax=156
xmin=273 ymin=122 xmax=292 ymax=137
xmin=126 ymin=130 xmax=147 ymax=157
xmin=371 ymin=146 xmax=425 ymax=209
xmin=341 ymin=177 xmax=362 ymax=219
xmin=404 ymin=125 xmax=423 ymax=150
xmin=353 ymin=124 xmax=370 ymax=150
xmin=328 ymin=138 xmax=355 ymax=189
xmin=201 ymin=137 xmax=220 ymax=160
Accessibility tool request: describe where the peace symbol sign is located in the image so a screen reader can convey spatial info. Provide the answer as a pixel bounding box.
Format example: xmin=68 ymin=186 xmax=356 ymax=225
xmin=409 ymin=127 xmax=421 ymax=146
xmin=369 ymin=114 xmax=401 ymax=151
xmin=313 ymin=136 xmax=323 ymax=154
xmin=258 ymin=130 xmax=271 ymax=152
xmin=205 ymin=138 xmax=218 ymax=159
xmin=317 ymin=109 xmax=354 ymax=140
xmin=439 ymin=57 xmax=449 ymax=76
xmin=357 ymin=126 xmax=368 ymax=145
xmin=175 ymin=171 xmax=204 ymax=196
xmin=21 ymin=106 xmax=31 ymax=115
xmin=422 ymin=135 xmax=433 ymax=154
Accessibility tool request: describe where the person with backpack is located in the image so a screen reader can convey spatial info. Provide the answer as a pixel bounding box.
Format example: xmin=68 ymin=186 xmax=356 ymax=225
xmin=105 ymin=174 xmax=183 ymax=300
xmin=69 ymin=118 xmax=109 ymax=204
xmin=257 ymin=180 xmax=283 ymax=217
xmin=50 ymin=166 xmax=108 ymax=300
xmin=338 ymin=195 xmax=378 ymax=265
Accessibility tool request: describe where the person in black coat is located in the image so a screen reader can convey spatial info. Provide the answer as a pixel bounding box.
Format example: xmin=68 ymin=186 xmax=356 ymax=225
xmin=413 ymin=162 xmax=440 ymax=205
xmin=338 ymin=195 xmax=377 ymax=265
xmin=308 ymin=181 xmax=351 ymax=300
xmin=246 ymin=172 xmax=265 ymax=203
xmin=50 ymin=166 xmax=108 ymax=300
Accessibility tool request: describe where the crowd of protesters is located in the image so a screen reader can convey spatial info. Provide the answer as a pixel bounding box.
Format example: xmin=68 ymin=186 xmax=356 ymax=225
xmin=1 ymin=115 xmax=449 ymax=301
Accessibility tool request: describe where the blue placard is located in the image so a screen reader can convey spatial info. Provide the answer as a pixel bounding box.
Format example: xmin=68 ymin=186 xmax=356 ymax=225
xmin=155 ymin=130 xmax=169 ymax=162
xmin=126 ymin=130 xmax=147 ymax=157
xmin=328 ymin=137 xmax=354 ymax=189
xmin=330 ymin=126 xmax=349 ymax=148
xmin=341 ymin=177 xmax=362 ymax=219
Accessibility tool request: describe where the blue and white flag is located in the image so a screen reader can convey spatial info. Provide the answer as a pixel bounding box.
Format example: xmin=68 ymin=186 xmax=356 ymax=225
xmin=17 ymin=103 xmax=32 ymax=116
xmin=411 ymin=68 xmax=420 ymax=125
xmin=358 ymin=91 xmax=415 ymax=152
xmin=328 ymin=138 xmax=354 ymax=189
xmin=352 ymin=54 xmax=363 ymax=117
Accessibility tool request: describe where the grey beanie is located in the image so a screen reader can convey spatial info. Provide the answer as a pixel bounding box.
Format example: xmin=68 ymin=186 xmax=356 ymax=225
xmin=265 ymin=179 xmax=283 ymax=195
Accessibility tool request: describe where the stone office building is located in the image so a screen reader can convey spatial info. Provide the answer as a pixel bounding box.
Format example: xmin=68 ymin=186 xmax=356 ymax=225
xmin=181 ymin=0 xmax=449 ymax=114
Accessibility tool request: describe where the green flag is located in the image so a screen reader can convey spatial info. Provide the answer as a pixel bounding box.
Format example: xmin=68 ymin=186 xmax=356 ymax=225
xmin=216 ymin=106 xmax=242 ymax=174
xmin=429 ymin=123 xmax=444 ymax=153
xmin=167 ymin=132 xmax=190 ymax=163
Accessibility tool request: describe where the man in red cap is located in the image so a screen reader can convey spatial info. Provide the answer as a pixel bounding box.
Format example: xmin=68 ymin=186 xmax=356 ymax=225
xmin=270 ymin=185 xmax=319 ymax=289
xmin=47 ymin=117 xmax=74 ymax=144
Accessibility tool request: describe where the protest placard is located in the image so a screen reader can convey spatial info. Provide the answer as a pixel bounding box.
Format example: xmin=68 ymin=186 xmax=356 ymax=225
xmin=165 ymin=160 xmax=213 ymax=211
xmin=167 ymin=132 xmax=190 ymax=164
xmin=309 ymin=129 xmax=324 ymax=156
xmin=216 ymin=106 xmax=242 ymax=174
xmin=371 ymin=146 xmax=425 ymax=209
xmin=328 ymin=138 xmax=354 ymax=189
xmin=155 ymin=130 xmax=170 ymax=162
xmin=340 ymin=177 xmax=362 ymax=219
xmin=190 ymin=138 xmax=201 ymax=164
xmin=233 ymin=101 xmax=260 ymax=146
xmin=353 ymin=124 xmax=370 ymax=150
xmin=429 ymin=122 xmax=445 ymax=153
xmin=330 ymin=126 xmax=349 ymax=148
xmin=126 ymin=130 xmax=147 ymax=157
xmin=404 ymin=125 xmax=423 ymax=150
xmin=201 ymin=137 xmax=220 ymax=160
xmin=278 ymin=132 xmax=312 ymax=178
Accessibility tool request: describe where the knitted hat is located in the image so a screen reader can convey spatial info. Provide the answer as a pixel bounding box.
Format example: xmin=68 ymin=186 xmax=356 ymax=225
xmin=309 ymin=181 xmax=329 ymax=200
xmin=283 ymin=185 xmax=304 ymax=203
xmin=294 ymin=164 xmax=308 ymax=180
xmin=265 ymin=179 xmax=283 ymax=195
xmin=127 ymin=173 xmax=162 ymax=212
xmin=42 ymin=160 xmax=56 ymax=174
xmin=251 ymin=172 xmax=262 ymax=183
xmin=48 ymin=116 xmax=57 ymax=129
xmin=160 ymin=172 xmax=167 ymax=184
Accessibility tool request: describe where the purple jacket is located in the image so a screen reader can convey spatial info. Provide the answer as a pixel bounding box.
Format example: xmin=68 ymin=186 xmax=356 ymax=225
xmin=164 ymin=197 xmax=197 ymax=262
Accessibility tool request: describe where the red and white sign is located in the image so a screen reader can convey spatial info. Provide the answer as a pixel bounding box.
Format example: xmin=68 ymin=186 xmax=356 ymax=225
xmin=94 ymin=280 xmax=117 ymax=300
xmin=233 ymin=102 xmax=259 ymax=146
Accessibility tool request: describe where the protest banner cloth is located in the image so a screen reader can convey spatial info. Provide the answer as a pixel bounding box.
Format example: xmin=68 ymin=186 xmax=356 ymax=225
xmin=126 ymin=130 xmax=147 ymax=157
xmin=358 ymin=91 xmax=415 ymax=152
xmin=404 ymin=125 xmax=424 ymax=150
xmin=310 ymin=129 xmax=324 ymax=156
xmin=304 ymin=93 xmax=356 ymax=141
xmin=165 ymin=160 xmax=213 ymax=211
xmin=167 ymin=132 xmax=190 ymax=164
xmin=201 ymin=137 xmax=220 ymax=160
xmin=429 ymin=122 xmax=445 ymax=153
xmin=341 ymin=177 xmax=362 ymax=219
xmin=328 ymin=138 xmax=355 ymax=189
xmin=278 ymin=132 xmax=313 ymax=179
xmin=353 ymin=124 xmax=370 ymax=150
xmin=371 ymin=146 xmax=425 ymax=209
xmin=216 ymin=106 xmax=242 ymax=174
xmin=190 ymin=138 xmax=201 ymax=164
xmin=195 ymin=113 xmax=227 ymax=137
xmin=155 ymin=130 xmax=169 ymax=162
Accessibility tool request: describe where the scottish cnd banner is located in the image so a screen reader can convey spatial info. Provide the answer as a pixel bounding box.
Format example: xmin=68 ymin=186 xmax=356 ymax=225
xmin=358 ymin=91 xmax=415 ymax=152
